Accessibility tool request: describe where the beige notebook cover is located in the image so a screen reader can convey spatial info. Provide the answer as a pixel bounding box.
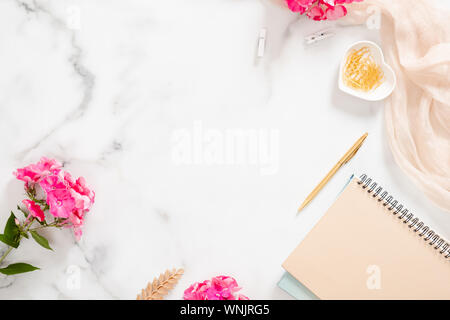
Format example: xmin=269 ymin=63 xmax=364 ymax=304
xmin=283 ymin=176 xmax=450 ymax=300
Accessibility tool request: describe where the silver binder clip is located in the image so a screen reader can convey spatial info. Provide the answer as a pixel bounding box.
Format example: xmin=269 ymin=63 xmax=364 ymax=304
xmin=257 ymin=28 xmax=267 ymax=58
xmin=304 ymin=28 xmax=335 ymax=45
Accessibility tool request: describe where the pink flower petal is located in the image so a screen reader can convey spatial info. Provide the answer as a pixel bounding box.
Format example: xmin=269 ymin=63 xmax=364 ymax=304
xmin=184 ymin=276 xmax=248 ymax=300
xmin=39 ymin=175 xmax=66 ymax=194
xmin=307 ymin=5 xmax=326 ymax=20
xmin=14 ymin=157 xmax=62 ymax=187
xmin=326 ymin=4 xmax=347 ymax=20
xmin=22 ymin=199 xmax=45 ymax=222
xmin=47 ymin=189 xmax=75 ymax=219
xmin=285 ymin=0 xmax=314 ymax=13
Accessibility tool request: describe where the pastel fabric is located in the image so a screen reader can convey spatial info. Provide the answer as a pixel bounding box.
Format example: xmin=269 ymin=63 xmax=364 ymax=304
xmin=345 ymin=0 xmax=450 ymax=212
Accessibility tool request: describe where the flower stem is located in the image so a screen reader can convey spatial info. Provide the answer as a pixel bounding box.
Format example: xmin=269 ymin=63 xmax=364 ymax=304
xmin=25 ymin=218 xmax=35 ymax=232
xmin=0 ymin=247 xmax=13 ymax=265
xmin=30 ymin=224 xmax=58 ymax=231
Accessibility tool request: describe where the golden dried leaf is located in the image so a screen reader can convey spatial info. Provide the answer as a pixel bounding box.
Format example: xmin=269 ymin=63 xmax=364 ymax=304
xmin=136 ymin=268 xmax=184 ymax=300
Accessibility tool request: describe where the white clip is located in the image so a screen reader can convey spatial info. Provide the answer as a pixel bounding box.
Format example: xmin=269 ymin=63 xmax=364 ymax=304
xmin=304 ymin=28 xmax=335 ymax=45
xmin=257 ymin=28 xmax=267 ymax=58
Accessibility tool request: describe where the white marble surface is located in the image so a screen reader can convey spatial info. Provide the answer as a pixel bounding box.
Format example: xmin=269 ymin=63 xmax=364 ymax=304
xmin=0 ymin=0 xmax=449 ymax=299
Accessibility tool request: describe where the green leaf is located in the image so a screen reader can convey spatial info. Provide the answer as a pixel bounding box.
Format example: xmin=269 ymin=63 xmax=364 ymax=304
xmin=0 ymin=213 xmax=20 ymax=248
xmin=0 ymin=263 xmax=39 ymax=275
xmin=30 ymin=231 xmax=52 ymax=250
xmin=0 ymin=234 xmax=19 ymax=248
xmin=4 ymin=212 xmax=19 ymax=239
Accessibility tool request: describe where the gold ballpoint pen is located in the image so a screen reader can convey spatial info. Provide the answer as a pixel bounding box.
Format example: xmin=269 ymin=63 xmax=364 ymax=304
xmin=297 ymin=133 xmax=368 ymax=213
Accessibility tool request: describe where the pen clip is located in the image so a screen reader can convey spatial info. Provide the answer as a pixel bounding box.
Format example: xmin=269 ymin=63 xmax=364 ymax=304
xmin=343 ymin=145 xmax=362 ymax=164
xmin=343 ymin=133 xmax=368 ymax=164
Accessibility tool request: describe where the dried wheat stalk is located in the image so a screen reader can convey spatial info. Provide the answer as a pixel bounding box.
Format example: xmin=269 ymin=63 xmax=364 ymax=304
xmin=136 ymin=268 xmax=184 ymax=300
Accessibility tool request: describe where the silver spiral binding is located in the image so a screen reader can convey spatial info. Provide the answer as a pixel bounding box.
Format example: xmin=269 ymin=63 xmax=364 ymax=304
xmin=358 ymin=174 xmax=450 ymax=260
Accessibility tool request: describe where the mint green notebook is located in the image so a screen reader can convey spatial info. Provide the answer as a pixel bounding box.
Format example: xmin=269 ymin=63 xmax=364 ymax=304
xmin=278 ymin=272 xmax=318 ymax=300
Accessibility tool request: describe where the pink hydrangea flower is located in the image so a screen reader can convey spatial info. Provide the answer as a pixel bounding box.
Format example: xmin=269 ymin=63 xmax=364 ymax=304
xmin=63 ymin=173 xmax=95 ymax=212
xmin=1 ymin=158 xmax=96 ymax=275
xmin=65 ymin=210 xmax=84 ymax=241
xmin=14 ymin=158 xmax=95 ymax=240
xmin=286 ymin=0 xmax=315 ymax=14
xmin=22 ymin=199 xmax=45 ymax=222
xmin=184 ymin=276 xmax=249 ymax=300
xmin=307 ymin=5 xmax=326 ymax=20
xmin=39 ymin=175 xmax=67 ymax=194
xmin=285 ymin=0 xmax=363 ymax=20
xmin=46 ymin=189 xmax=76 ymax=219
xmin=14 ymin=157 xmax=62 ymax=187
xmin=326 ymin=5 xmax=347 ymax=20
xmin=42 ymin=172 xmax=95 ymax=240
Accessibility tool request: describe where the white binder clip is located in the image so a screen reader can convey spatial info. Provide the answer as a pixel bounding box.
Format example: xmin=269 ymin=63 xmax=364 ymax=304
xmin=257 ymin=28 xmax=267 ymax=58
xmin=304 ymin=28 xmax=335 ymax=45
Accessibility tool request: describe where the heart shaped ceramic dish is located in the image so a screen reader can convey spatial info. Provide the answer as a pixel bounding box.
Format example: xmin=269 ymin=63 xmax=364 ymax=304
xmin=338 ymin=41 xmax=396 ymax=101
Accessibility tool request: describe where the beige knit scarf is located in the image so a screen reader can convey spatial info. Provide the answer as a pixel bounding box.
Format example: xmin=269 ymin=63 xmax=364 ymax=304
xmin=345 ymin=0 xmax=450 ymax=212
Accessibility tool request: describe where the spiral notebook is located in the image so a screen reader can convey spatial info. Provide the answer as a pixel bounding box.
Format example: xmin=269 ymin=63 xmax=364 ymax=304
xmin=282 ymin=174 xmax=450 ymax=300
